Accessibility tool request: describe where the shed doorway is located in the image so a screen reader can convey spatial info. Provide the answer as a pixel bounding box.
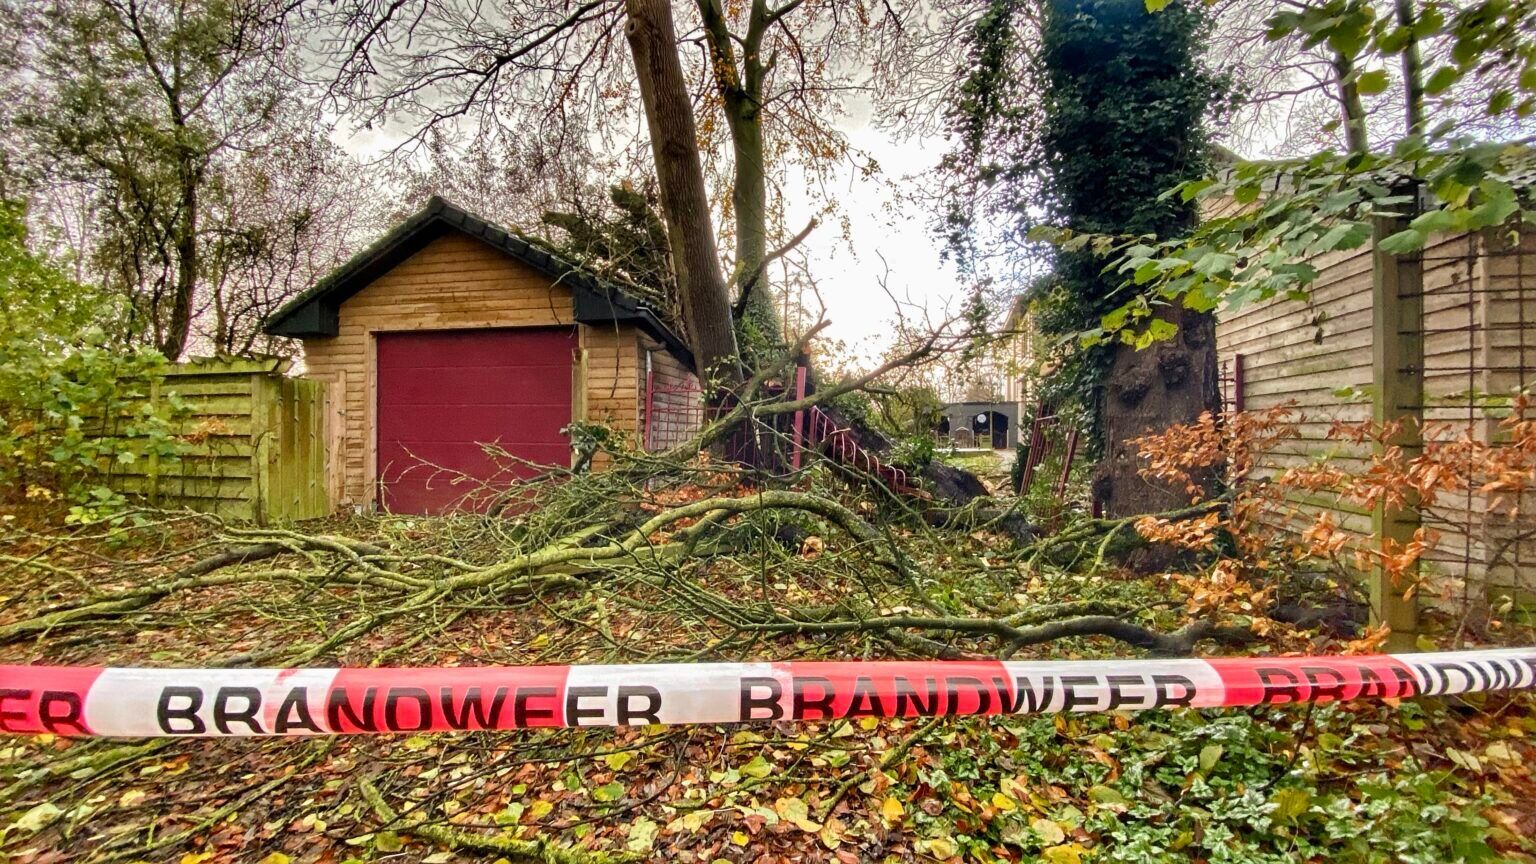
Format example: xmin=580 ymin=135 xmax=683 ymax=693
xmin=375 ymin=327 xmax=576 ymax=514
xmin=973 ymin=411 xmax=1009 ymax=450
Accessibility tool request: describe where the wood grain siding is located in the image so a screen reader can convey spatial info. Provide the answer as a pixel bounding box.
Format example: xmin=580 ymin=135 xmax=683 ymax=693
xmin=300 ymin=231 xmax=645 ymax=507
xmin=1216 ymin=227 xmax=1536 ymax=603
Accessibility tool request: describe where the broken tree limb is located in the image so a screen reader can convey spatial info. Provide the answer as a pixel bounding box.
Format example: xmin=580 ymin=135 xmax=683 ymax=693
xmin=359 ymin=776 xmax=638 ymax=864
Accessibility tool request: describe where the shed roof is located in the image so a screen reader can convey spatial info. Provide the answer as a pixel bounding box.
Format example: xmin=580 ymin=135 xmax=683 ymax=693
xmin=263 ymin=196 xmax=694 ymax=371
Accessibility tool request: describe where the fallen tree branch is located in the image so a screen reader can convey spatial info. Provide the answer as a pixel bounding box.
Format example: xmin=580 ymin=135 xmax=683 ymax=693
xmin=359 ymin=776 xmax=637 ymax=864
xmin=744 ymin=610 xmax=1252 ymax=657
xmin=819 ymin=715 xmax=943 ymax=820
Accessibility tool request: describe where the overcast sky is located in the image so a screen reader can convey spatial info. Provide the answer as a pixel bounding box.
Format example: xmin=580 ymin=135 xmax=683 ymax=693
xmin=781 ymin=121 xmax=972 ymax=359
xmin=340 ymin=102 xmax=973 ymax=363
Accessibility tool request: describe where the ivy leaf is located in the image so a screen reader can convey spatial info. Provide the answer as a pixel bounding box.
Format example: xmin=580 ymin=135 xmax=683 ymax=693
xmin=1144 ymin=0 xmax=1171 ymax=11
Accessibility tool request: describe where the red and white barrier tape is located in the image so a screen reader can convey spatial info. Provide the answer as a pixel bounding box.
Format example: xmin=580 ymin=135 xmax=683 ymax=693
xmin=2 ymin=648 xmax=1533 ymax=737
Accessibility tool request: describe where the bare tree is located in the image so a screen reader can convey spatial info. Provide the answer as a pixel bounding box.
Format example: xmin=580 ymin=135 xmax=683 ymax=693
xmin=6 ymin=0 xmax=300 ymax=359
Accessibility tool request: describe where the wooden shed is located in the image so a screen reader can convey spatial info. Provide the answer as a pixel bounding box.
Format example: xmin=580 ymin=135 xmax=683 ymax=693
xmin=264 ymin=196 xmax=699 ymax=515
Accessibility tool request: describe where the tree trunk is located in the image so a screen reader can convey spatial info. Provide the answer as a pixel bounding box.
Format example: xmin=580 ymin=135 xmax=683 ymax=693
xmin=696 ymin=0 xmax=784 ymax=360
xmin=624 ymin=0 xmax=742 ymax=392
xmin=1331 ymin=50 xmax=1370 ymax=154
xmin=1394 ymin=0 xmax=1425 ymax=137
xmin=1092 ymin=305 xmax=1220 ymax=518
xmin=162 ymin=168 xmax=199 ymax=361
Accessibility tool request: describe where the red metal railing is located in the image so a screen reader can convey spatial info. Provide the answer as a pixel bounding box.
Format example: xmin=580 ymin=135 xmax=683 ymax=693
xmin=804 ymin=405 xmax=914 ymax=491
xmin=1017 ymin=402 xmax=1078 ymax=500
xmin=643 ymin=367 xmax=705 ymax=451
xmin=1219 ymin=354 xmax=1246 ymax=415
xmin=642 ymin=364 xmax=917 ymax=492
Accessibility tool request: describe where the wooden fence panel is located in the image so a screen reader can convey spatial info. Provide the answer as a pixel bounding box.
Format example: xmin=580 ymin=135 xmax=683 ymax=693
xmin=91 ymin=357 xmax=330 ymax=523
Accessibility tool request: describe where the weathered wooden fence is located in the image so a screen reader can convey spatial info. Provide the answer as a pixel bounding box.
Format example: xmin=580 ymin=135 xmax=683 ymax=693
xmin=98 ymin=357 xmax=330 ymax=523
xmin=1216 ymin=222 xmax=1536 ymax=645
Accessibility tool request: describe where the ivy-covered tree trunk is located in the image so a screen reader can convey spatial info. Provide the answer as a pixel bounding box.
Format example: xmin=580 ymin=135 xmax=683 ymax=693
xmin=1036 ymin=0 xmax=1225 ymax=518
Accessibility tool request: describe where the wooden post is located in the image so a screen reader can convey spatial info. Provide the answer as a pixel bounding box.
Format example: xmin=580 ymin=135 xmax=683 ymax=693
xmin=1371 ymin=215 xmax=1424 ymax=649
xmin=571 ymin=346 xmax=589 ymax=467
xmin=146 ymin=376 xmax=162 ymax=507
xmin=249 ymin=372 xmax=272 ymax=526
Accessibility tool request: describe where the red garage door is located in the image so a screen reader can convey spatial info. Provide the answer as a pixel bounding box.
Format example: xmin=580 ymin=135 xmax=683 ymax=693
xmin=376 ymin=327 xmax=576 ymax=514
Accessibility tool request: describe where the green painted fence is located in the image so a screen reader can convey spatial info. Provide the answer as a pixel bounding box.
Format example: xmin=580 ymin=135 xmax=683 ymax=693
xmin=99 ymin=357 xmax=330 ymax=523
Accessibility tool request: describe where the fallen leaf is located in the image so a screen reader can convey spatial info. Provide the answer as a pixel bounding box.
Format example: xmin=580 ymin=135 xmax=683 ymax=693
xmin=741 ymin=755 xmax=774 ymax=779
xmin=819 ymin=816 xmax=846 ymax=849
xmin=924 ymin=836 xmax=958 ymax=859
xmin=628 ymin=817 xmax=659 ymax=852
xmin=1031 ymin=817 xmax=1066 ymax=845
xmin=774 ymin=797 xmax=821 ymax=832
xmin=1199 ymin=744 xmax=1224 ymax=772
xmin=14 ymin=802 xmax=61 ymax=834
xmin=1269 ymin=788 xmax=1310 ymax=821
xmin=1042 ymin=843 xmax=1084 ymax=864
